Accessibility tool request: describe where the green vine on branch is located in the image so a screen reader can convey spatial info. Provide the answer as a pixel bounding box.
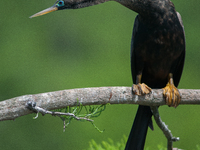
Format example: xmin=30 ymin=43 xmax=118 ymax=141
xmin=53 ymin=100 xmax=108 ymax=133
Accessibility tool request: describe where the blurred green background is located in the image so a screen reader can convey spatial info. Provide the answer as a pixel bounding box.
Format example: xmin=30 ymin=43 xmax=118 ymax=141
xmin=0 ymin=0 xmax=200 ymax=149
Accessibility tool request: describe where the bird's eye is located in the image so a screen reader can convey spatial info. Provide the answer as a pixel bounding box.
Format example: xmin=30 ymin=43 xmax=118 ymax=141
xmin=56 ymin=0 xmax=64 ymax=7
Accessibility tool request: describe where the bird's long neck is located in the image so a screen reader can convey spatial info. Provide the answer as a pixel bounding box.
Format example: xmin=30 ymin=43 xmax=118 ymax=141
xmin=69 ymin=0 xmax=175 ymax=19
xmin=118 ymin=0 xmax=175 ymax=17
xmin=69 ymin=0 xmax=110 ymax=9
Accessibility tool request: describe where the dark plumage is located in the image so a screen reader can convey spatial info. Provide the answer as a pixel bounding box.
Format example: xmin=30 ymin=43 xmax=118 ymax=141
xmin=126 ymin=1 xmax=185 ymax=149
xmin=30 ymin=0 xmax=185 ymax=149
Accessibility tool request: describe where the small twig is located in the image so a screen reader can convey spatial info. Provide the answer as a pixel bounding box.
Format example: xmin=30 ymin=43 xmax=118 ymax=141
xmin=26 ymin=101 xmax=93 ymax=122
xmin=150 ymin=106 xmax=180 ymax=150
xmin=63 ymin=119 xmax=66 ymax=132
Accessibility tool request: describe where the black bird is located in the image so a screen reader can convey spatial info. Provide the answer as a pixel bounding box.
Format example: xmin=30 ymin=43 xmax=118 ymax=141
xmin=30 ymin=0 xmax=185 ymax=149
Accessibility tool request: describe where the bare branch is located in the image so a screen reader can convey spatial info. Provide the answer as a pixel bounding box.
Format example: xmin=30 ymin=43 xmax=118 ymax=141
xmin=150 ymin=106 xmax=180 ymax=150
xmin=0 ymin=87 xmax=200 ymax=121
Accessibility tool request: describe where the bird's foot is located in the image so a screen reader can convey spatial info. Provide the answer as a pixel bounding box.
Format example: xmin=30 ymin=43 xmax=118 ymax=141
xmin=132 ymin=83 xmax=152 ymax=95
xmin=163 ymin=82 xmax=181 ymax=107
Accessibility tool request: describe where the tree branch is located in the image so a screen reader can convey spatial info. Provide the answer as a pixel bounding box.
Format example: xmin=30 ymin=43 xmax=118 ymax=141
xmin=150 ymin=106 xmax=180 ymax=150
xmin=1 ymin=86 xmax=198 ymax=149
xmin=0 ymin=87 xmax=200 ymax=121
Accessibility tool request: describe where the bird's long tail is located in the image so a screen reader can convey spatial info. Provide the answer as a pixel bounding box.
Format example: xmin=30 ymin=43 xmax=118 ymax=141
xmin=125 ymin=105 xmax=153 ymax=150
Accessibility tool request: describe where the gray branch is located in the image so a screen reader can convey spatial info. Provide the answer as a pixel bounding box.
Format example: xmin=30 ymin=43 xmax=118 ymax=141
xmin=0 ymin=86 xmax=196 ymax=149
xmin=150 ymin=106 xmax=180 ymax=150
xmin=0 ymin=87 xmax=199 ymax=121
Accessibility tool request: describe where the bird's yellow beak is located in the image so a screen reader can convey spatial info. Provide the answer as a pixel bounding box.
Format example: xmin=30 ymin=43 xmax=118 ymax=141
xmin=30 ymin=6 xmax=58 ymax=18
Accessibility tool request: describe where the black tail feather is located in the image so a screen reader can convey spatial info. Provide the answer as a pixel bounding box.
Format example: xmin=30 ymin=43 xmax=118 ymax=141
xmin=125 ymin=105 xmax=153 ymax=150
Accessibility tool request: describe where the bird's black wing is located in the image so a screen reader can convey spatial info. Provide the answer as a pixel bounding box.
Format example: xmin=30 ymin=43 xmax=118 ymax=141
xmin=125 ymin=15 xmax=153 ymax=150
xmin=130 ymin=15 xmax=138 ymax=84
xmin=173 ymin=12 xmax=185 ymax=87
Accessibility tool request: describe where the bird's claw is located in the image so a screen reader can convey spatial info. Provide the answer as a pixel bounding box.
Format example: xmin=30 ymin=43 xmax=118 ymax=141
xmin=163 ymin=83 xmax=181 ymax=107
xmin=132 ymin=83 xmax=152 ymax=95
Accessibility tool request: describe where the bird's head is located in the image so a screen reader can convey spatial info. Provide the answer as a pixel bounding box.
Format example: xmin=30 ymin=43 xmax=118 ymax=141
xmin=30 ymin=0 xmax=68 ymax=18
xmin=30 ymin=0 xmax=110 ymax=18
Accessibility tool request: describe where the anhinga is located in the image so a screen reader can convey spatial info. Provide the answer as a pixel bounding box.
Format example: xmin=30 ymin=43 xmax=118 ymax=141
xmin=30 ymin=0 xmax=185 ymax=149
